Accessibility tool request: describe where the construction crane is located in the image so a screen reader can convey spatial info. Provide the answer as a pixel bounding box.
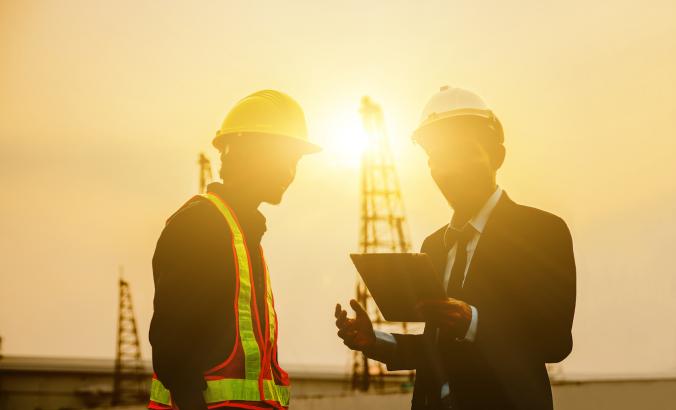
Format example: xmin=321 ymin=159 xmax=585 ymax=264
xmin=198 ymin=152 xmax=213 ymax=193
xmin=352 ymin=96 xmax=414 ymax=391
xmin=111 ymin=267 xmax=147 ymax=405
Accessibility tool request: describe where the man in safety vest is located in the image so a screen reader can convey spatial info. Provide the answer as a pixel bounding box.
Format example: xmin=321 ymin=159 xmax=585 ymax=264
xmin=148 ymin=90 xmax=321 ymax=410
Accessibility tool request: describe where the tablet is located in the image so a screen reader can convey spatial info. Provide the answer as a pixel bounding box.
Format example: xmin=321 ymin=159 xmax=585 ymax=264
xmin=350 ymin=253 xmax=446 ymax=322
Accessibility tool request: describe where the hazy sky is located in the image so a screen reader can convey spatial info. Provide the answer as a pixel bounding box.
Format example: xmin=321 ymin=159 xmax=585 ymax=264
xmin=1 ymin=0 xmax=675 ymax=379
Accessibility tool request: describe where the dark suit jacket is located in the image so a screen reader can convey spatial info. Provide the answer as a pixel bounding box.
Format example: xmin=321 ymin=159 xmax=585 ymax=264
xmin=386 ymin=192 xmax=576 ymax=410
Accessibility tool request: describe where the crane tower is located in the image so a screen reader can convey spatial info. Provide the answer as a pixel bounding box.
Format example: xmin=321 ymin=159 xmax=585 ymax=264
xmin=111 ymin=269 xmax=147 ymax=405
xmin=352 ymin=96 xmax=413 ymax=391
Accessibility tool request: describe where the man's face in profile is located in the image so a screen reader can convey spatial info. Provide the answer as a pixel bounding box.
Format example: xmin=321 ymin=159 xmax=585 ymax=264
xmin=224 ymin=135 xmax=304 ymax=205
xmin=418 ymin=121 xmax=498 ymax=207
xmin=254 ymin=142 xmax=303 ymax=205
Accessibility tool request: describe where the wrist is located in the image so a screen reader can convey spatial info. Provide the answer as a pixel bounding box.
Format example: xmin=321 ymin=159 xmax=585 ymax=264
xmin=363 ymin=330 xmax=397 ymax=363
xmin=456 ymin=305 xmax=478 ymax=342
xmin=360 ymin=331 xmax=377 ymax=351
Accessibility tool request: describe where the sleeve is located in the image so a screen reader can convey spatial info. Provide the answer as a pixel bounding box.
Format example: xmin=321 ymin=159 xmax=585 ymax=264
xmin=476 ymin=215 xmax=576 ymax=364
xmin=461 ymin=305 xmax=478 ymax=342
xmin=386 ymin=333 xmax=428 ymax=371
xmin=363 ymin=330 xmax=397 ymax=364
xmin=149 ymin=203 xmax=233 ymax=402
xmin=523 ymin=217 xmax=576 ymax=362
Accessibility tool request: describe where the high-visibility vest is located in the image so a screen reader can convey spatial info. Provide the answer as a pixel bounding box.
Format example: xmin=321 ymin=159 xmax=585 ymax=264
xmin=148 ymin=192 xmax=290 ymax=409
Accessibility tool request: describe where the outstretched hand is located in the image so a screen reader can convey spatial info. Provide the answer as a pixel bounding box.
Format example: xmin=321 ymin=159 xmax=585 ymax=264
xmin=334 ymin=299 xmax=376 ymax=351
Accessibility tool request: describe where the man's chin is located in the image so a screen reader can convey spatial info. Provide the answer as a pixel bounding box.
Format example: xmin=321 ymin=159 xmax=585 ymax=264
xmin=262 ymin=192 xmax=285 ymax=205
xmin=436 ymin=182 xmax=463 ymax=202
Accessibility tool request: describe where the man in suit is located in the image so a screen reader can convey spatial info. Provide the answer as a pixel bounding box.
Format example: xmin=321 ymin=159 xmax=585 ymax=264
xmin=335 ymin=86 xmax=576 ymax=410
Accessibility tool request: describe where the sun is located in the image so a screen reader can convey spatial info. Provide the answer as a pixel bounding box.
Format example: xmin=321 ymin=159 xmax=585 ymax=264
xmin=323 ymin=114 xmax=369 ymax=169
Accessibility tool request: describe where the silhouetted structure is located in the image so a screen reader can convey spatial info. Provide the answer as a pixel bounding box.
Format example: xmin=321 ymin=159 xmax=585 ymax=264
xmin=198 ymin=152 xmax=213 ymax=193
xmin=352 ymin=96 xmax=413 ymax=391
xmin=111 ymin=271 xmax=146 ymax=405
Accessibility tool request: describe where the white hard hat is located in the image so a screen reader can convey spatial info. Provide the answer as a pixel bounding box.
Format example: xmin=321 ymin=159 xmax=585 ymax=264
xmin=413 ymin=85 xmax=503 ymax=142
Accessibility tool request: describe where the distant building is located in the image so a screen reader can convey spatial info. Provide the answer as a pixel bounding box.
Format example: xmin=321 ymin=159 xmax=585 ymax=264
xmin=1 ymin=356 xmax=675 ymax=410
xmin=0 ymin=356 xmax=409 ymax=410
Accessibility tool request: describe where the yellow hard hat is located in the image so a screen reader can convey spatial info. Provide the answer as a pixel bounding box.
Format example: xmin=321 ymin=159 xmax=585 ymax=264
xmin=213 ymin=89 xmax=322 ymax=154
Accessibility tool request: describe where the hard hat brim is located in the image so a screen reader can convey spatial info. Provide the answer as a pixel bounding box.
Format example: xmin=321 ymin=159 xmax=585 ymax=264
xmin=213 ymin=132 xmax=322 ymax=155
xmin=412 ymin=112 xmax=504 ymax=145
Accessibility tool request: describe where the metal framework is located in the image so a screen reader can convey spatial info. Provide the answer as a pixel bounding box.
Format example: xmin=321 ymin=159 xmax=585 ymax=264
xmin=352 ymin=96 xmax=413 ymax=391
xmin=112 ymin=271 xmax=146 ymax=405
xmin=198 ymin=152 xmax=213 ymax=193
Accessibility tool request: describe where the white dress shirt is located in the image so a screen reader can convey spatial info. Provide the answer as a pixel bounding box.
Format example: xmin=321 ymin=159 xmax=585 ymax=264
xmin=374 ymin=186 xmax=504 ymax=344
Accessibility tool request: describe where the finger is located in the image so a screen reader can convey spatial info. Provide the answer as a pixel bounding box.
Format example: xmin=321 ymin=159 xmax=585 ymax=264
xmin=335 ymin=304 xmax=342 ymax=318
xmin=419 ymin=301 xmax=461 ymax=315
xmin=336 ymin=317 xmax=357 ymax=330
xmin=448 ymin=311 xmax=462 ymax=320
xmin=350 ymin=299 xmax=369 ymax=319
xmin=335 ymin=310 xmax=348 ymax=327
xmin=335 ymin=315 xmax=353 ymax=329
xmin=426 ymin=311 xmax=460 ymax=326
xmin=337 ymin=327 xmax=358 ymax=337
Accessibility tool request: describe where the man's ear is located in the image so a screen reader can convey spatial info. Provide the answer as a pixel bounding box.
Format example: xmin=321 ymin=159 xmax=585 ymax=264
xmin=492 ymin=144 xmax=506 ymax=170
xmin=219 ymin=143 xmax=236 ymax=181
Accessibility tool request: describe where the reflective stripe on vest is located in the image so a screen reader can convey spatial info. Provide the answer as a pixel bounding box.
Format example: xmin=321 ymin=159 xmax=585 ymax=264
xmin=149 ymin=193 xmax=288 ymax=408
xmin=263 ymin=257 xmax=276 ymax=346
xmin=204 ymin=192 xmax=262 ymax=380
xmin=150 ymin=378 xmax=290 ymax=407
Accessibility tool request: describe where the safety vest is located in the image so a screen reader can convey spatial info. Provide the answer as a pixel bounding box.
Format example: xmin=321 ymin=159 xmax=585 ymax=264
xmin=149 ymin=192 xmax=290 ymax=409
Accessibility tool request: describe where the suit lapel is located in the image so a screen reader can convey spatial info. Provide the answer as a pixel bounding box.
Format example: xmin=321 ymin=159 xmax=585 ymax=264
xmin=424 ymin=229 xmax=450 ymax=282
xmin=420 ymin=192 xmax=516 ymax=295
xmin=463 ymin=193 xmax=515 ymax=290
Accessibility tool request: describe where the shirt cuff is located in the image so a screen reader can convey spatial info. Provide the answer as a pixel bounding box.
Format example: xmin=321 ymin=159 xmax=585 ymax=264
xmin=364 ymin=330 xmax=397 ymax=363
xmin=461 ymin=305 xmax=478 ymax=342
xmin=374 ymin=330 xmax=397 ymax=345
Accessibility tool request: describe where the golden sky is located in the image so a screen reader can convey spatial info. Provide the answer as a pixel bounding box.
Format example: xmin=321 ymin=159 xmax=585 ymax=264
xmin=1 ymin=0 xmax=675 ymax=378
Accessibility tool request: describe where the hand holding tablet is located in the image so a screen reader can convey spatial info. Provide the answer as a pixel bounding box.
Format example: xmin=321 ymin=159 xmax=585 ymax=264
xmin=349 ymin=253 xmax=446 ymax=322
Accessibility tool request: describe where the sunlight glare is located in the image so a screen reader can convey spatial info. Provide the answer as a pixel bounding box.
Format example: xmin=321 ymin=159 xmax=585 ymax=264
xmin=323 ymin=112 xmax=368 ymax=169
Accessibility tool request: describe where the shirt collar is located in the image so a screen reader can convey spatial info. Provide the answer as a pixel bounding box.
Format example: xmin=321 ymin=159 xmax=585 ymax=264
xmin=451 ymin=185 xmax=503 ymax=235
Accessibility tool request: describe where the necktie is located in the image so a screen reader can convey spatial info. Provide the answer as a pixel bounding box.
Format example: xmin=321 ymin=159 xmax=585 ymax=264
xmin=443 ymin=225 xmax=475 ymax=298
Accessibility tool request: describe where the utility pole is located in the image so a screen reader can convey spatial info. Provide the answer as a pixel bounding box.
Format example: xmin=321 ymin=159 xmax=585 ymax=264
xmin=111 ymin=267 xmax=146 ymax=405
xmin=352 ymin=96 xmax=413 ymax=391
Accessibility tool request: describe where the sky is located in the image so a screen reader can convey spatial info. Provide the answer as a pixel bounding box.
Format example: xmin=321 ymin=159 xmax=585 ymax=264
xmin=1 ymin=0 xmax=675 ymax=379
